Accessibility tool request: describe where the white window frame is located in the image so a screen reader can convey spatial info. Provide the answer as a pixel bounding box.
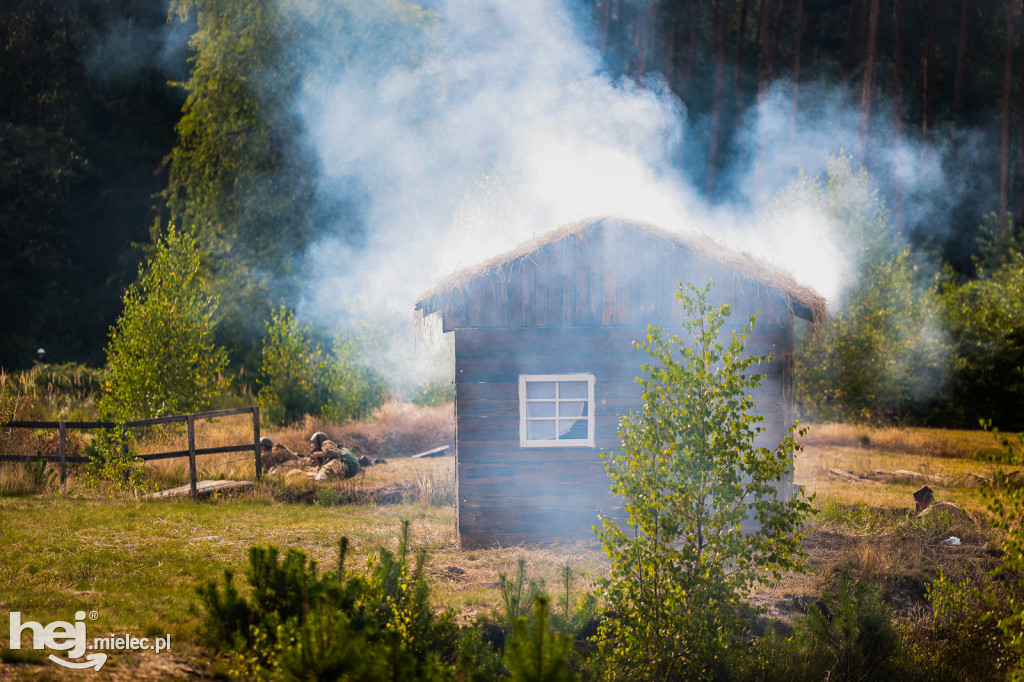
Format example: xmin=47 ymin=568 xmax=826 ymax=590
xmin=519 ymin=373 xmax=596 ymax=448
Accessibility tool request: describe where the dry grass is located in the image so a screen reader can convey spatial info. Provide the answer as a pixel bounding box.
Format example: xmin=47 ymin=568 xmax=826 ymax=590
xmin=0 ymin=461 xmax=57 ymax=497
xmin=331 ymin=401 xmax=455 ymax=457
xmin=794 ymin=442 xmax=1003 ymax=513
xmin=740 ymin=430 xmax=1012 ymax=624
xmin=140 ymin=401 xmax=456 ymax=488
xmin=802 ymin=422 xmax=1009 ymax=460
xmin=0 ymin=365 xmax=101 ymax=422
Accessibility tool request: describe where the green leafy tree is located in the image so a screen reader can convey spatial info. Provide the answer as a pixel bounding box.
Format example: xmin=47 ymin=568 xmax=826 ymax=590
xmin=100 ymin=224 xmax=227 ymax=421
xmin=322 ymin=334 xmax=389 ymax=423
xmin=259 ymin=306 xmax=388 ymax=425
xmin=789 ymin=154 xmax=950 ymax=424
xmin=984 ymin=425 xmax=1024 ymax=679
xmin=942 ymin=216 xmax=1024 ymax=429
xmin=166 ymin=0 xmax=441 ymax=373
xmin=258 ymin=306 xmax=326 ymax=425
xmin=167 ymin=0 xmax=318 ymax=368
xmin=594 ymin=281 xmax=815 ymax=681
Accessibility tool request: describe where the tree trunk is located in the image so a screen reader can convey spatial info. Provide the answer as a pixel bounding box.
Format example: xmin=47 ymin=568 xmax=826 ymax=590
xmin=758 ymin=0 xmax=782 ymax=99
xmin=892 ymin=0 xmax=906 ymax=234
xmin=598 ymin=0 xmax=612 ymax=54
xmin=842 ymin=0 xmax=866 ymax=83
xmin=663 ymin=20 xmax=676 ymax=89
xmin=707 ymin=0 xmax=731 ymax=200
xmin=1019 ymin=0 xmax=1024 ymax=225
xmin=1001 ymin=0 xmax=1016 ymax=235
xmin=952 ymin=0 xmax=972 ymax=144
xmin=756 ymin=0 xmax=783 ymax=198
xmin=677 ymin=0 xmax=698 ymax=97
xmin=735 ymin=0 xmax=751 ymax=122
xmin=858 ymin=0 xmax=881 ymax=149
xmin=635 ymin=0 xmax=659 ymax=82
xmin=792 ymin=0 xmax=803 ymax=144
xmin=923 ymin=0 xmax=937 ymax=141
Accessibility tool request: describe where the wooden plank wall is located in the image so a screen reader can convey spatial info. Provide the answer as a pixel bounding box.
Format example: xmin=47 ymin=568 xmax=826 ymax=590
xmin=455 ymin=320 xmax=794 ymax=548
xmin=442 ymin=222 xmax=800 ymax=547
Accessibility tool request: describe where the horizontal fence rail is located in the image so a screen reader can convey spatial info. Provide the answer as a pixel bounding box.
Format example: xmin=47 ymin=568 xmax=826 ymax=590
xmin=0 ymin=406 xmax=262 ymax=498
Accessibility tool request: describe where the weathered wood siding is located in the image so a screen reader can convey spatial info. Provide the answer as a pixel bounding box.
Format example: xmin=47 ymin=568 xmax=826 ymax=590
xmin=436 ymin=221 xmax=798 ymax=548
xmin=455 ymin=320 xmax=794 ymax=548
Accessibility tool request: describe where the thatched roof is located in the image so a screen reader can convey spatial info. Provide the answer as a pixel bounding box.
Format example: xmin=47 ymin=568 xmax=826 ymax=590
xmin=415 ymin=215 xmax=828 ymax=325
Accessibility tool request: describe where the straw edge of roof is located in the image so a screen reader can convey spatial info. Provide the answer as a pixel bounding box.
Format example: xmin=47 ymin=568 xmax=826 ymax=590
xmin=414 ymin=215 xmax=828 ymax=326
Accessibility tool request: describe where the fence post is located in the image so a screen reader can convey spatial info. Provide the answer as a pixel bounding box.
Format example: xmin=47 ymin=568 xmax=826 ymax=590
xmin=58 ymin=422 xmax=67 ymax=493
xmin=120 ymin=425 xmax=129 ymax=465
xmin=252 ymin=406 xmax=262 ymax=482
xmin=187 ymin=414 xmax=197 ymax=499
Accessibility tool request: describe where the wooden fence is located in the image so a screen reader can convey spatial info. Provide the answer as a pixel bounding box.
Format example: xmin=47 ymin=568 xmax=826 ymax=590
xmin=0 ymin=406 xmax=262 ymax=497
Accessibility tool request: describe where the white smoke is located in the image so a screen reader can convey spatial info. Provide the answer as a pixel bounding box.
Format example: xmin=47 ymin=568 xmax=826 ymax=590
xmin=290 ymin=0 xmax=968 ymax=387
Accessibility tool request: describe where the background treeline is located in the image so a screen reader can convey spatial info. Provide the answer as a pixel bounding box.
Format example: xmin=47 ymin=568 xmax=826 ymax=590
xmin=3 ymin=0 xmax=1024 ymax=428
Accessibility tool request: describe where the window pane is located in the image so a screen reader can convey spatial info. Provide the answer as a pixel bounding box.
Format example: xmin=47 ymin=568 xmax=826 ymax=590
xmin=526 ymin=381 xmax=556 ymax=399
xmin=561 ymin=418 xmax=589 ymax=440
xmin=560 ymin=381 xmax=588 ymax=399
xmin=527 ymin=402 xmax=556 ymax=418
xmin=558 ymin=401 xmax=586 ymax=418
xmin=526 ymin=419 xmax=556 ymax=440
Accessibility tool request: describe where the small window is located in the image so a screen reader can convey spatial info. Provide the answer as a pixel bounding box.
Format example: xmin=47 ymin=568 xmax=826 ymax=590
xmin=519 ymin=374 xmax=595 ymax=448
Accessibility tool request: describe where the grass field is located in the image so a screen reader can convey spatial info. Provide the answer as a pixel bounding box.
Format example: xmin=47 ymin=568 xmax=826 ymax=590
xmin=0 ymin=417 xmax=1017 ymax=679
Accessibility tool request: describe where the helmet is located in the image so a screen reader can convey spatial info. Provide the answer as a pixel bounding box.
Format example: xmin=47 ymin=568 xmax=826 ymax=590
xmin=310 ymin=432 xmax=329 ymax=447
xmin=260 ymin=437 xmax=274 ymax=449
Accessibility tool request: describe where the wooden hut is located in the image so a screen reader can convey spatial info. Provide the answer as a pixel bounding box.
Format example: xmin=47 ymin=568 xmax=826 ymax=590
xmin=415 ymin=216 xmax=827 ymax=548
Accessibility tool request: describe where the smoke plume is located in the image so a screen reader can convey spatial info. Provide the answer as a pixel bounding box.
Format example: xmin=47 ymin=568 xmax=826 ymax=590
xmin=278 ymin=0 xmax=981 ymax=391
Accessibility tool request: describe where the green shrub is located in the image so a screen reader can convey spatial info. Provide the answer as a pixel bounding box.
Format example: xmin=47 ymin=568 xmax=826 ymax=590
xmin=943 ymin=257 xmax=1024 ymax=430
xmin=0 ymin=456 xmax=58 ymax=497
xmin=498 ymin=558 xmax=545 ymax=632
xmin=22 ymin=456 xmax=56 ymax=492
xmin=258 ymin=306 xmax=326 ymax=425
xmin=798 ymin=573 xmax=900 ymax=681
xmin=899 ymin=569 xmax=1019 ymax=680
xmin=314 ymin=485 xmax=344 ymax=506
xmin=788 ymin=155 xmax=949 ymax=425
xmin=197 ymin=522 xmax=482 ymax=680
xmin=551 ymin=565 xmax=599 ymax=639
xmin=30 ymin=362 xmax=104 ymax=398
xmin=744 ymin=575 xmax=901 ymax=682
xmin=593 ymin=281 xmax=815 ymax=681
xmin=505 ymin=596 xmax=579 ymax=682
xmin=81 ymin=427 xmax=149 ymax=494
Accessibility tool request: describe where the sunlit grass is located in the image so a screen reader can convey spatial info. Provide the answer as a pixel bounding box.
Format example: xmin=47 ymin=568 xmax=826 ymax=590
xmin=795 ymin=443 xmax=1002 ymax=514
xmin=1 ymin=420 xmax=1018 ymax=675
xmin=802 ymin=422 xmax=1008 ymax=460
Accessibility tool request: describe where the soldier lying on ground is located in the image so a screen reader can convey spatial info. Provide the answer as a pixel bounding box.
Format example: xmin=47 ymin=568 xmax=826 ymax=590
xmin=309 ymin=431 xmax=361 ymax=478
xmin=259 ymin=437 xmax=299 ymax=473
